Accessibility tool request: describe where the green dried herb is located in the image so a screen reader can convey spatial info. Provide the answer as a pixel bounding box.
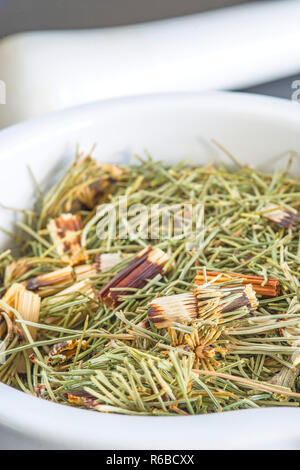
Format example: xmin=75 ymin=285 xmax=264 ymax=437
xmin=0 ymin=151 xmax=299 ymax=415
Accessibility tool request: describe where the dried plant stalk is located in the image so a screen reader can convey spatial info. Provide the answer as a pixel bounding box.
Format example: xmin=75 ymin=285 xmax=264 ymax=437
xmin=193 ymin=369 xmax=300 ymax=399
xmin=0 ymin=314 xmax=6 ymax=338
xmin=74 ymin=254 xmax=122 ymax=281
xmin=48 ymin=339 xmax=87 ymax=363
xmin=195 ymin=284 xmax=258 ymax=318
xmin=98 ymin=163 xmax=124 ymax=178
xmin=67 ymin=391 xmax=97 ymax=407
xmin=195 ymin=270 xmax=280 ymax=297
xmin=268 ymin=361 xmax=300 ymax=398
xmin=0 ymin=310 xmax=13 ymax=342
xmin=260 ymin=203 xmax=300 ymax=229
xmin=95 ymin=253 xmax=122 ymax=273
xmin=0 ymin=284 xmax=25 ymax=339
xmin=5 ymin=260 xmax=28 ymax=285
xmin=148 ymin=293 xmax=197 ymax=328
xmin=74 ymin=264 xmax=98 ymax=281
xmin=0 ymin=284 xmax=26 ymax=338
xmin=25 ymin=266 xmax=74 ymax=296
xmin=148 ymin=284 xmax=258 ymax=329
xmin=44 ymin=280 xmax=96 ymax=306
xmin=14 ymin=287 xmax=41 ymax=373
xmin=47 ymin=213 xmax=88 ymax=265
xmin=75 ymin=162 xmax=125 ymax=209
xmin=99 ymin=246 xmax=170 ymax=308
xmin=0 ymin=283 xmax=25 ymax=319
xmin=14 ymin=288 xmax=41 ymax=341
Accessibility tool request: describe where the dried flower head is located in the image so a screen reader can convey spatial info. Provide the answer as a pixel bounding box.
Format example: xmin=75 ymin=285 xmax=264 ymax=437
xmin=166 ymin=322 xmax=226 ymax=370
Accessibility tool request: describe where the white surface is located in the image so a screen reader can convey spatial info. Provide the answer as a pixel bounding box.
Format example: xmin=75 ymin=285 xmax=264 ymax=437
xmin=1 ymin=0 xmax=300 ymax=127
xmin=0 ymin=92 xmax=300 ymax=449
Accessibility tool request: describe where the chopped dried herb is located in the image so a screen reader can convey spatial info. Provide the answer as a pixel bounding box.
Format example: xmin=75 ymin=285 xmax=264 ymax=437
xmin=0 ymin=151 xmax=299 ymax=415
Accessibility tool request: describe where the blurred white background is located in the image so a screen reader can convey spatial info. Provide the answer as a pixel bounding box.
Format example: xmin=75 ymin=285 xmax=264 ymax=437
xmin=0 ymin=0 xmax=299 ymax=130
xmin=0 ymin=0 xmax=297 ymax=100
xmin=0 ymin=0 xmax=252 ymax=34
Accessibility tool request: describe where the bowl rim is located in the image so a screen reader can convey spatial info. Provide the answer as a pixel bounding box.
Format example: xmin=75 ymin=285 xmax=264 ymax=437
xmin=1 ymin=89 xmax=300 ymax=151
xmin=1 ymin=90 xmax=300 ymax=449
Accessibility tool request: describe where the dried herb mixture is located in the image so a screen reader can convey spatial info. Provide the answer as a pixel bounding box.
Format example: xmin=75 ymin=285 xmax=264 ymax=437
xmin=0 ymin=151 xmax=299 ymax=416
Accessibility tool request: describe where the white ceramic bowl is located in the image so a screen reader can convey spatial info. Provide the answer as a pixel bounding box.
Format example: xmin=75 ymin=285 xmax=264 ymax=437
xmin=0 ymin=92 xmax=300 ymax=450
